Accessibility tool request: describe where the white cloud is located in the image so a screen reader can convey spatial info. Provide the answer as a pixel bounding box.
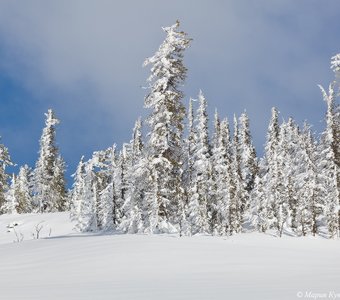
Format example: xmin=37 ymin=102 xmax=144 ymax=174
xmin=0 ymin=0 xmax=338 ymax=170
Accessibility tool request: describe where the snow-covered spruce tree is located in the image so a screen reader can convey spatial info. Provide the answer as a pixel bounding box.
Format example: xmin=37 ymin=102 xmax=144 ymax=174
xmin=263 ymin=107 xmax=281 ymax=232
xmin=16 ymin=165 xmax=34 ymax=214
xmin=3 ymin=174 xmax=18 ymax=214
xmin=183 ymin=98 xmax=197 ymax=202
xmin=143 ymin=21 xmax=191 ymax=233
xmin=98 ymin=146 xmax=118 ymax=231
xmin=228 ymin=115 xmax=244 ymax=234
xmin=124 ymin=125 xmax=168 ymax=234
xmin=330 ymin=55 xmax=340 ymax=187
xmin=251 ymin=162 xmax=268 ymax=232
xmin=70 ymin=156 xmax=86 ymax=227
xmin=238 ymin=112 xmax=258 ymax=226
xmin=4 ymin=167 xmax=34 ymax=214
xmin=33 ymin=109 xmax=67 ymax=213
xmin=120 ymin=119 xmax=145 ymax=233
xmin=83 ymin=146 xmax=121 ymax=231
xmin=76 ymin=158 xmax=97 ymax=232
xmin=208 ymin=109 xmax=221 ymax=234
xmin=209 ymin=110 xmax=221 ymax=234
xmin=289 ymin=119 xmax=304 ymax=234
xmin=131 ymin=118 xmax=144 ymax=163
xmin=330 ymin=54 xmax=340 ymax=183
xmin=335 ymin=104 xmax=340 ymax=171
xmin=251 ymin=108 xmax=280 ymax=234
xmin=211 ymin=115 xmax=233 ymax=235
xmin=75 ymin=151 xmax=105 ymax=232
xmin=83 ymin=160 xmax=99 ymax=232
xmin=275 ymin=119 xmax=299 ymax=236
xmin=0 ymin=138 xmax=13 ymax=213
xmin=180 ymin=98 xmax=198 ymax=236
xmin=187 ymin=98 xmax=198 ymax=182
xmin=52 ymin=156 xmax=68 ymax=211
xmin=318 ymin=82 xmax=340 ymax=238
xmin=335 ymin=103 xmax=340 ymax=185
xmin=115 ymin=144 xmax=130 ymax=223
xmin=297 ymin=123 xmax=323 ymax=236
xmin=187 ymin=90 xmax=211 ymax=234
xmin=239 ymin=113 xmax=258 ymax=193
xmin=265 ymin=108 xmax=280 ymax=165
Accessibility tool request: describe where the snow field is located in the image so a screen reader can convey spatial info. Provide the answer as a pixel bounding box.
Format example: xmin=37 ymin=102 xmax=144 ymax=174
xmin=1 ymin=212 xmax=340 ymax=300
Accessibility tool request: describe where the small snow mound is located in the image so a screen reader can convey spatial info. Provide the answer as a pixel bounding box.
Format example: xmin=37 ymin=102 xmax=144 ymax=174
xmin=6 ymin=221 xmax=22 ymax=229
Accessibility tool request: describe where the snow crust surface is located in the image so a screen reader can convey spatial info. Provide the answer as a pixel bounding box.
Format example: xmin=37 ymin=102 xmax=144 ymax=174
xmin=0 ymin=212 xmax=339 ymax=300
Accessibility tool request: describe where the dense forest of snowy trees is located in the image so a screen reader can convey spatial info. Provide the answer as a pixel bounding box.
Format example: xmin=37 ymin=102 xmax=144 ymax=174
xmin=0 ymin=22 xmax=339 ymax=238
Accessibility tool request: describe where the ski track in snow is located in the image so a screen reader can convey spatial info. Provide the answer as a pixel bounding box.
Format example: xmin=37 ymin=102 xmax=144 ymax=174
xmin=0 ymin=212 xmax=339 ymax=300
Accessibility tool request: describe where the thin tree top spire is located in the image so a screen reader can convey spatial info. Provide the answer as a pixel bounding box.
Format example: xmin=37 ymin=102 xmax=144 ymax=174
xmin=143 ymin=21 xmax=192 ymax=102
xmin=0 ymin=138 xmax=13 ymax=169
xmin=331 ymin=53 xmax=340 ymax=76
xmin=45 ymin=109 xmax=60 ymax=127
xmin=188 ymin=98 xmax=195 ymax=130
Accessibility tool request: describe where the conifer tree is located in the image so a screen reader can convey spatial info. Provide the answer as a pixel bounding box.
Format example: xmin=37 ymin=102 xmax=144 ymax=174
xmin=251 ymin=108 xmax=279 ymax=233
xmin=3 ymin=174 xmax=18 ymax=214
xmin=265 ymin=108 xmax=280 ymax=163
xmin=251 ymin=165 xmax=268 ymax=232
xmin=330 ymin=56 xmax=340 ymax=194
xmin=180 ymin=98 xmax=197 ymax=235
xmin=330 ymin=54 xmax=340 ymax=178
xmin=275 ymin=119 xmax=299 ymax=236
xmin=210 ymin=110 xmax=221 ymax=234
xmin=131 ymin=118 xmax=143 ymax=163
xmin=120 ymin=119 xmax=145 ymax=233
xmin=228 ymin=115 xmax=244 ymax=233
xmin=0 ymin=138 xmax=13 ymax=213
xmin=70 ymin=156 xmax=86 ymax=226
xmin=187 ymin=91 xmax=211 ymax=234
xmin=239 ymin=112 xmax=258 ymax=193
xmin=115 ymin=144 xmax=130 ymax=221
xmin=318 ymin=82 xmax=340 ymax=237
xmin=263 ymin=107 xmax=281 ymax=231
xmin=143 ymin=21 xmax=191 ymax=232
xmin=184 ymin=98 xmax=197 ymax=199
xmin=98 ymin=146 xmax=117 ymax=231
xmin=16 ymin=165 xmax=33 ymax=214
xmin=52 ymin=156 xmax=68 ymax=211
xmin=84 ymin=147 xmax=120 ymax=231
xmin=297 ymin=124 xmax=322 ymax=236
xmin=212 ymin=109 xmax=221 ymax=150
xmin=209 ymin=110 xmax=220 ymax=234
xmin=212 ymin=117 xmax=233 ymax=235
xmin=76 ymin=154 xmax=99 ymax=232
xmin=74 ymin=149 xmax=115 ymax=232
xmin=238 ymin=112 xmax=258 ymax=227
xmin=33 ymin=109 xmax=67 ymax=212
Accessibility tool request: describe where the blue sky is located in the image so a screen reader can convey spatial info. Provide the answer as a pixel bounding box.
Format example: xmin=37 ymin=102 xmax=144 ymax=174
xmin=0 ymin=1 xmax=339 ymax=183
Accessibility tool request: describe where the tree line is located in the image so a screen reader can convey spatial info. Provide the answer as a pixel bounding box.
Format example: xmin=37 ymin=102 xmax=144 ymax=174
xmin=0 ymin=22 xmax=339 ymax=238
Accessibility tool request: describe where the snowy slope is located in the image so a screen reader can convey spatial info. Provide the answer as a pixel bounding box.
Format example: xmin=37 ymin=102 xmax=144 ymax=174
xmin=0 ymin=213 xmax=339 ymax=300
xmin=0 ymin=212 xmax=73 ymax=245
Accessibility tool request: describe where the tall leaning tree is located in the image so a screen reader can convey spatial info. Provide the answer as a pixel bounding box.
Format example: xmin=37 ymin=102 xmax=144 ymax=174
xmin=33 ymin=109 xmax=67 ymax=213
xmin=143 ymin=21 xmax=191 ymax=232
